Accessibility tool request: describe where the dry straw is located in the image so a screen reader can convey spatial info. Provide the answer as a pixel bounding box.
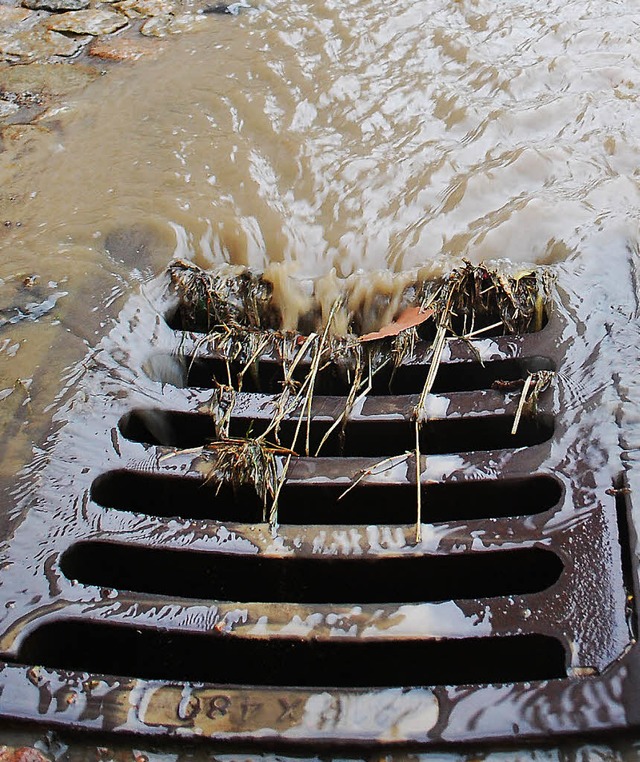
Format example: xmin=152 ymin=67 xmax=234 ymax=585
xmin=168 ymin=259 xmax=554 ymax=537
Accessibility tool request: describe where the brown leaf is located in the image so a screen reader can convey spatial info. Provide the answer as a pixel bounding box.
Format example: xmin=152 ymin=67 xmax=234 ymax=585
xmin=359 ymin=306 xmax=434 ymax=342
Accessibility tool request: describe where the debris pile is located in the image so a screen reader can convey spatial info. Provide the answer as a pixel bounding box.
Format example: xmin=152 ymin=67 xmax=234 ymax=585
xmin=167 ymin=259 xmax=554 ymax=535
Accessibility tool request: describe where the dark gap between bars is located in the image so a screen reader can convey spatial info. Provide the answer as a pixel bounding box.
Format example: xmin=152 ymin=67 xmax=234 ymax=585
xmin=146 ymin=354 xmax=555 ymax=396
xmin=119 ymin=409 xmax=555 ymax=455
xmin=17 ymin=622 xmax=566 ymax=686
xmin=91 ymin=471 xmax=563 ymax=524
xmin=60 ymin=542 xmax=563 ymax=604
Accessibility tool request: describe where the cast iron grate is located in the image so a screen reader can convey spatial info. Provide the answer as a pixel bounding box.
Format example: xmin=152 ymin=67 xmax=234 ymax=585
xmin=0 ymin=277 xmax=636 ymax=747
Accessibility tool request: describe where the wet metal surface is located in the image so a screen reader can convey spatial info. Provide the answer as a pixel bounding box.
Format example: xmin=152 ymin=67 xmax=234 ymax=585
xmin=0 ymin=250 xmax=637 ymax=746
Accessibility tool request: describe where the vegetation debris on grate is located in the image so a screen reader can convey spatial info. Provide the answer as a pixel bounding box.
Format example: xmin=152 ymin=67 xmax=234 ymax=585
xmin=166 ymin=259 xmax=555 ymax=535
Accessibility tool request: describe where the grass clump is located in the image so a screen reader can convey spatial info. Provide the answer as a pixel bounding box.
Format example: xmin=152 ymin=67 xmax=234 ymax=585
xmin=169 ymin=259 xmax=277 ymax=332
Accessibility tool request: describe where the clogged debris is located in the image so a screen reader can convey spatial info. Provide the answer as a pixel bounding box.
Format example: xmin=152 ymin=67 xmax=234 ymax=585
xmin=170 ymin=259 xmax=276 ymax=333
xmin=169 ymin=258 xmax=550 ymax=339
xmin=511 ymin=369 xmax=555 ymax=435
xmin=195 ymin=437 xmax=294 ymax=517
xmin=422 ymin=261 xmax=548 ymax=338
xmin=166 ymin=259 xmax=554 ymax=533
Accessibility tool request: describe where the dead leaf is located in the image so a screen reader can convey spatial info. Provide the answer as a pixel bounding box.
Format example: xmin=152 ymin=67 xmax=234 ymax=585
xmin=359 ymin=306 xmax=434 ymax=342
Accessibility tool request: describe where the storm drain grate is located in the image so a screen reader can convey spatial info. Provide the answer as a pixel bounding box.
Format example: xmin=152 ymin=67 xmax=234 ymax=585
xmin=0 ymin=268 xmax=636 ymax=747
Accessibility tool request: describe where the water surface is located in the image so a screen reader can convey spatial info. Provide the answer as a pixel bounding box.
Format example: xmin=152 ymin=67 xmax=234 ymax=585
xmin=1 ymin=0 xmax=639 ymax=531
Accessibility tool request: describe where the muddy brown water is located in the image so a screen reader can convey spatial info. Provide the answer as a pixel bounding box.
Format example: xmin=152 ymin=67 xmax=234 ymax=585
xmin=1 ymin=0 xmax=640 ymax=755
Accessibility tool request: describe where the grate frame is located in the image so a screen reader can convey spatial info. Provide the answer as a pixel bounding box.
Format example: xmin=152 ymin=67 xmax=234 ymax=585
xmin=0 ymin=270 xmax=636 ymax=747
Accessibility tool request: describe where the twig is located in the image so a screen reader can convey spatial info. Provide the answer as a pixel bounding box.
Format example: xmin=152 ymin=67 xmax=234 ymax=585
xmin=158 ymin=446 xmax=203 ymax=462
xmin=303 ymin=300 xmax=341 ymax=456
xmin=267 ymin=360 xmax=320 ymax=527
xmin=511 ymin=372 xmax=534 ymax=435
xmin=338 ymin=453 xmax=410 ymax=502
xmin=260 ymin=332 xmax=318 ymax=444
xmin=416 ymin=323 xmax=448 ymax=421
xmin=237 ymin=336 xmax=270 ymax=391
xmin=413 ymin=290 xmax=455 ymax=543
xmin=285 ymin=333 xmax=317 ymax=383
xmin=460 ymin=320 xmax=504 ymax=340
xmin=269 ymin=453 xmax=291 ymax=528
xmin=314 ymin=352 xmax=371 ymax=456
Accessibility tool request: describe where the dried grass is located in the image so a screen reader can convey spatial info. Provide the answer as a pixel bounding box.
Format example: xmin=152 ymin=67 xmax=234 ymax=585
xmin=168 ymin=259 xmax=554 ymax=534
xmin=195 ymin=437 xmax=295 ymax=520
xmin=511 ymin=370 xmax=555 ymax=435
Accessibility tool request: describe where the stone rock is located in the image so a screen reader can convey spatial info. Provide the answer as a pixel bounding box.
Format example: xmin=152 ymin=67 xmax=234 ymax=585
xmin=0 ymin=88 xmax=42 ymax=107
xmin=0 ymin=26 xmax=90 ymax=61
xmin=138 ymin=13 xmax=168 ymax=35
xmin=140 ymin=11 xmax=206 ymax=36
xmin=0 ymin=100 xmax=19 ymax=118
xmin=202 ymin=2 xmax=249 ymax=14
xmin=46 ymin=8 xmax=128 ymax=35
xmin=0 ymin=747 xmax=52 ymax=762
xmin=114 ymin=0 xmax=176 ymax=18
xmin=0 ymin=7 xmax=35 ymax=32
xmin=23 ymin=0 xmax=89 ymax=11
xmin=0 ymin=62 xmax=99 ymax=97
xmin=104 ymin=225 xmax=157 ymax=265
xmin=89 ymin=35 xmax=162 ymax=60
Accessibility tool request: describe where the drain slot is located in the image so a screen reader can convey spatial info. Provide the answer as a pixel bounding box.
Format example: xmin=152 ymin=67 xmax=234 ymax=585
xmin=92 ymin=471 xmax=562 ymax=524
xmin=167 ymin=303 xmax=548 ymax=338
xmin=613 ymin=472 xmax=638 ymax=641
xmin=119 ymin=410 xmax=554 ymax=454
xmin=61 ymin=543 xmax=562 ymax=603
xmin=18 ymin=621 xmax=565 ymax=686
xmin=147 ymin=354 xmax=555 ymax=395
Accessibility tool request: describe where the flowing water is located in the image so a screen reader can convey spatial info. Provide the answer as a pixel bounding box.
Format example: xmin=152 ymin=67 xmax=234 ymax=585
xmin=2 ymin=0 xmax=640 ymax=465
xmin=2 ymin=0 xmax=640 ymax=753
xmin=6 ymin=0 xmax=640 ymax=278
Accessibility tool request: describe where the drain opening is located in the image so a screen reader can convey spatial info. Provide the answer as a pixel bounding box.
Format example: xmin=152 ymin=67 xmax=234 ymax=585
xmin=92 ymin=471 xmax=563 ymax=524
xmin=147 ymin=354 xmax=555 ymax=395
xmin=167 ymin=260 xmax=550 ymax=339
xmin=18 ymin=622 xmax=565 ymax=686
xmin=119 ymin=410 xmax=554 ymax=454
xmin=613 ymin=472 xmax=638 ymax=641
xmin=166 ymin=301 xmax=549 ymax=340
xmin=60 ymin=542 xmax=563 ymax=604
xmin=167 ymin=306 xmax=548 ymax=338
